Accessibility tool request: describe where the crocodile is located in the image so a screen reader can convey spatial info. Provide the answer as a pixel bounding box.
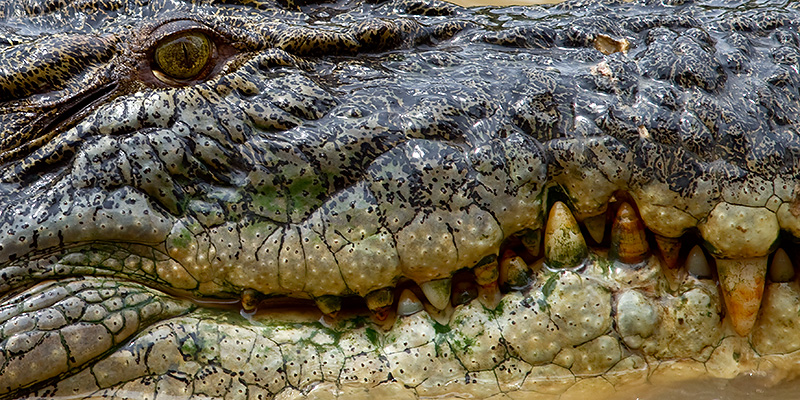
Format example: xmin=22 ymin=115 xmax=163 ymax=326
xmin=4 ymin=0 xmax=800 ymax=398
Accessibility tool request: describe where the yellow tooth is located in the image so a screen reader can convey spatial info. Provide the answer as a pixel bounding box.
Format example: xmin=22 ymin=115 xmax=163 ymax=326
xmin=769 ymin=248 xmax=795 ymax=283
xmin=315 ymin=295 xmax=342 ymax=317
xmin=241 ymin=289 xmax=260 ymax=312
xmin=366 ymin=288 xmax=394 ymax=321
xmin=583 ymin=213 xmax=606 ymax=244
xmin=474 ymin=255 xmax=499 ymax=286
xmin=544 ymin=201 xmax=588 ymax=269
xmin=609 ymin=202 xmax=649 ymax=264
xmin=499 ymin=249 xmax=531 ymax=288
xmin=420 ymin=278 xmax=452 ymax=310
xmin=397 ymin=289 xmax=424 ymax=316
xmin=686 ymin=245 xmax=712 ymax=279
xmin=655 ymin=235 xmax=682 ymax=269
xmin=518 ymin=229 xmax=542 ymax=257
xmin=716 ymin=256 xmax=768 ymax=336
xmin=478 ymin=281 xmax=502 ymax=309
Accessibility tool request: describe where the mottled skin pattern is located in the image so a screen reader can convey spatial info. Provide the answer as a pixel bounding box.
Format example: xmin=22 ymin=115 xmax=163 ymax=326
xmin=4 ymin=0 xmax=800 ymax=398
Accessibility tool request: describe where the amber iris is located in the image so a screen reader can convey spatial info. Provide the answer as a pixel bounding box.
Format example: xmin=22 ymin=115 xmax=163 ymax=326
xmin=154 ymin=31 xmax=212 ymax=80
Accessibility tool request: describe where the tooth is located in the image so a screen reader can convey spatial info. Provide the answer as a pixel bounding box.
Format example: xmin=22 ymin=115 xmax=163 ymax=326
xmin=420 ymin=278 xmax=452 ymax=310
xmin=478 ymin=281 xmax=501 ymax=309
xmin=397 ymin=289 xmax=424 ymax=316
xmin=474 ymin=255 xmax=499 ymax=286
xmin=499 ymin=249 xmax=531 ymax=289
xmin=655 ymin=235 xmax=682 ymax=269
xmin=769 ymin=248 xmax=794 ymax=283
xmin=241 ymin=289 xmax=260 ymax=312
xmin=451 ymin=280 xmax=478 ymax=306
xmin=686 ymin=245 xmax=712 ymax=279
xmin=518 ymin=229 xmax=542 ymax=257
xmin=609 ymin=202 xmax=649 ymax=264
xmin=315 ymin=295 xmax=342 ymax=317
xmin=583 ymin=213 xmax=606 ymax=244
xmin=366 ymin=288 xmax=394 ymax=321
xmin=544 ymin=201 xmax=588 ymax=269
xmin=716 ymin=256 xmax=768 ymax=336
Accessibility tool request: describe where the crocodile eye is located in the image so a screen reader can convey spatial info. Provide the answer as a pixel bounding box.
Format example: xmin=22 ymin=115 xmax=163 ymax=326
xmin=154 ymin=31 xmax=212 ymax=80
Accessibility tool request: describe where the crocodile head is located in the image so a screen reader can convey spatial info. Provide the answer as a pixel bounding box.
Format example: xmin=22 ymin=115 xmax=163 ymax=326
xmin=3 ymin=0 xmax=800 ymax=398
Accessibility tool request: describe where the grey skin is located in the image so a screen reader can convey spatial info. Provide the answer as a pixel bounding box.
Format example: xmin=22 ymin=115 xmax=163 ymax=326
xmin=3 ymin=0 xmax=800 ymax=398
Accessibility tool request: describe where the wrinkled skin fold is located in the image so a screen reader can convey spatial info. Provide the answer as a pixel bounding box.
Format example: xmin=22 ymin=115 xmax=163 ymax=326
xmin=4 ymin=0 xmax=800 ymax=398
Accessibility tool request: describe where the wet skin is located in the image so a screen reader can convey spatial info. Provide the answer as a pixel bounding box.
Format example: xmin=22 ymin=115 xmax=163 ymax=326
xmin=4 ymin=0 xmax=800 ymax=398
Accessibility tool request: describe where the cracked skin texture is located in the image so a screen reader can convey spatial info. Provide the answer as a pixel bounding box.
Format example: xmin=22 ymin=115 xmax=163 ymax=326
xmin=5 ymin=0 xmax=800 ymax=398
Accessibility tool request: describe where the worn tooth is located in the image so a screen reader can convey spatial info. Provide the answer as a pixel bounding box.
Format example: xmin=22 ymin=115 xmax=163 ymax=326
xmin=240 ymin=289 xmax=261 ymax=312
xmin=655 ymin=235 xmax=682 ymax=269
xmin=314 ymin=295 xmax=342 ymax=317
xmin=769 ymin=248 xmax=795 ymax=283
xmin=609 ymin=202 xmax=649 ymax=264
xmin=499 ymin=249 xmax=531 ymax=289
xmin=518 ymin=229 xmax=542 ymax=257
xmin=544 ymin=201 xmax=588 ymax=269
xmin=420 ymin=278 xmax=452 ymax=310
xmin=451 ymin=280 xmax=478 ymax=306
xmin=583 ymin=214 xmax=606 ymax=244
xmin=366 ymin=288 xmax=394 ymax=321
xmin=397 ymin=289 xmax=424 ymax=316
xmin=474 ymin=255 xmax=499 ymax=286
xmin=716 ymin=256 xmax=768 ymax=336
xmin=686 ymin=245 xmax=712 ymax=279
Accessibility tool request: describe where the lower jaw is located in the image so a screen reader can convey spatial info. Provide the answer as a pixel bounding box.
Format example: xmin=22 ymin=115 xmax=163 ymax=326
xmin=22 ymin=251 xmax=800 ymax=400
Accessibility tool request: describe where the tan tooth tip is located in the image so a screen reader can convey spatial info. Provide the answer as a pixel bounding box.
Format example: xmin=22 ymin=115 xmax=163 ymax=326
xmin=397 ymin=289 xmax=424 ymax=316
xmin=474 ymin=255 xmax=499 ymax=286
xmin=544 ymin=201 xmax=588 ymax=269
xmin=609 ymin=202 xmax=649 ymax=264
xmin=499 ymin=250 xmax=531 ymax=289
xmin=686 ymin=245 xmax=712 ymax=279
xmin=315 ymin=295 xmax=342 ymax=316
xmin=420 ymin=278 xmax=452 ymax=310
xmin=583 ymin=213 xmax=606 ymax=244
xmin=241 ymin=289 xmax=260 ymax=312
xmin=769 ymin=248 xmax=795 ymax=283
xmin=716 ymin=256 xmax=768 ymax=337
xmin=654 ymin=235 xmax=682 ymax=269
xmin=518 ymin=229 xmax=542 ymax=257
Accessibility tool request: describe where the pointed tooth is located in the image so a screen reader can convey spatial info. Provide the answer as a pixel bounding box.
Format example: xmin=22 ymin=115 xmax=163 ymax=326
xmin=499 ymin=249 xmax=531 ymax=289
xmin=655 ymin=235 xmax=682 ymax=269
xmin=716 ymin=256 xmax=768 ymax=336
xmin=769 ymin=248 xmax=795 ymax=283
xmin=583 ymin=214 xmax=606 ymax=244
xmin=241 ymin=289 xmax=260 ymax=312
xmin=518 ymin=229 xmax=542 ymax=257
xmin=687 ymin=245 xmax=712 ymax=279
xmin=366 ymin=288 xmax=394 ymax=321
xmin=420 ymin=278 xmax=452 ymax=310
xmin=397 ymin=289 xmax=424 ymax=316
xmin=544 ymin=201 xmax=588 ymax=269
xmin=451 ymin=280 xmax=478 ymax=306
xmin=609 ymin=202 xmax=649 ymax=264
xmin=315 ymin=295 xmax=342 ymax=317
xmin=474 ymin=255 xmax=499 ymax=286
xmin=478 ymin=281 xmax=501 ymax=309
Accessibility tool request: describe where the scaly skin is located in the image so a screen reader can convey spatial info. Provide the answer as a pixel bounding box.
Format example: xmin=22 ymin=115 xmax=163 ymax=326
xmin=4 ymin=0 xmax=800 ymax=398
